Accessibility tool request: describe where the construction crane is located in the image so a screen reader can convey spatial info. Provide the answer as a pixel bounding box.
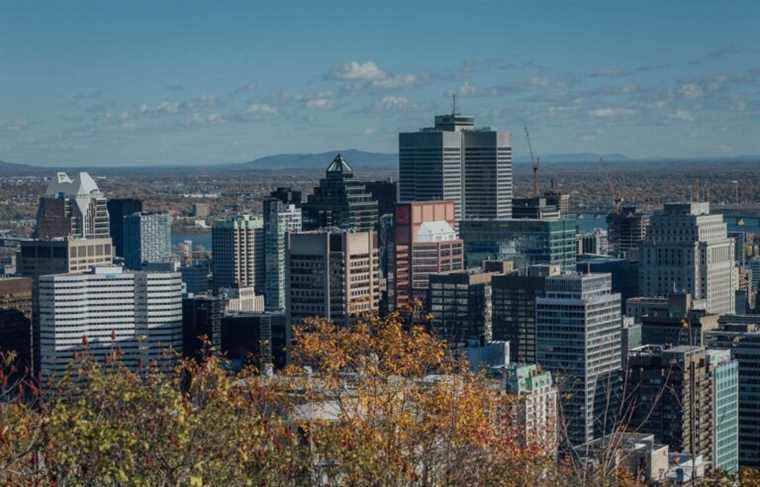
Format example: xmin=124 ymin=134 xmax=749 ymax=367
xmin=606 ymin=161 xmax=623 ymax=211
xmin=523 ymin=124 xmax=540 ymax=197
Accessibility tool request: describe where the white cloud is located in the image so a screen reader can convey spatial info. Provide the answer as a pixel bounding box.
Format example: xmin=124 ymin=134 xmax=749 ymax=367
xmin=459 ymin=81 xmax=477 ymax=96
xmin=375 ymin=95 xmax=409 ymax=112
xmin=372 ymin=74 xmax=417 ymax=88
xmin=328 ymin=61 xmax=386 ymax=81
xmin=246 ymin=103 xmax=278 ymax=115
xmin=670 ymin=109 xmax=694 ymax=122
xmin=589 ymin=107 xmax=638 ymax=118
xmin=678 ymin=83 xmax=704 ymax=98
xmin=305 ymin=98 xmax=334 ymax=109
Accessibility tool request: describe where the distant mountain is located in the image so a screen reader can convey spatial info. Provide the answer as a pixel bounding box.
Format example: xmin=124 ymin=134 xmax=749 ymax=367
xmin=233 ymin=149 xmax=397 ymax=170
xmin=513 ymin=153 xmax=630 ymax=164
xmin=0 ymin=160 xmax=48 ymax=176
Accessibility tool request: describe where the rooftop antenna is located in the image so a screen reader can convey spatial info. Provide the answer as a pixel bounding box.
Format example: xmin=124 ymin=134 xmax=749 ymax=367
xmin=451 ymin=93 xmax=457 ymax=115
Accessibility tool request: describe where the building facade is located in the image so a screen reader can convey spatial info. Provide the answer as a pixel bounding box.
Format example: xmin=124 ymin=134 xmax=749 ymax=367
xmin=393 ymin=201 xmax=464 ymax=309
xmin=287 ymin=230 xmax=380 ymax=326
xmin=639 ymin=202 xmax=736 ymax=315
xmin=607 ymin=205 xmax=648 ymax=258
xmin=34 ymin=172 xmax=110 ymax=240
xmin=263 ymin=199 xmax=302 ymax=311
xmin=107 ymin=198 xmax=143 ymax=258
xmin=504 ymin=363 xmax=559 ymax=457
xmin=212 ymin=215 xmax=264 ymax=291
xmin=399 ymin=113 xmax=512 ymax=221
xmin=123 ymin=212 xmax=173 ymax=270
xmin=182 ymin=294 xmax=224 ymax=361
xmin=38 ymin=266 xmax=183 ymax=382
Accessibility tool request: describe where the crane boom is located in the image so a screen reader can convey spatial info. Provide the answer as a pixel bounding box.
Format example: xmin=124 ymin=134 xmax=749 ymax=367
xmin=524 ymin=124 xmax=539 ymax=196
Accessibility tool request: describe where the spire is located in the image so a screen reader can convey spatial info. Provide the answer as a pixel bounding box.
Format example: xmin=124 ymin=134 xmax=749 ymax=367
xmin=326 ymin=153 xmax=354 ymax=175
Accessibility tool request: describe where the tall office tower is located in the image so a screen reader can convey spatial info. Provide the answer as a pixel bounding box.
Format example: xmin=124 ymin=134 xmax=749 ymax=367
xmin=427 ymin=268 xmax=500 ymax=344
xmin=504 ymin=363 xmax=559 ymax=457
xmin=211 ymin=215 xmax=264 ymax=291
xmin=263 ymin=199 xmax=302 ymax=311
xmin=491 ymin=264 xmax=560 ymax=363
xmin=38 ymin=266 xmax=182 ymax=382
xmin=269 ymin=187 xmax=303 ymax=207
xmin=543 ymin=188 xmax=570 ymax=217
xmin=221 ymin=311 xmax=289 ymax=369
xmin=606 ymin=205 xmax=649 ymax=258
xmin=511 ymin=197 xmax=560 ymax=220
xmin=639 ymin=202 xmax=736 ymax=316
xmin=626 ymin=345 xmax=737 ymax=472
xmin=181 ymin=294 xmax=224 ymax=361
xmin=729 ymin=231 xmax=748 ymax=266
xmin=287 ymin=230 xmax=380 ymax=326
xmin=365 ymin=180 xmax=398 ymax=217
xmin=18 ymin=238 xmax=113 ymax=376
xmin=707 ymin=322 xmax=760 ymax=468
xmin=578 ymin=229 xmax=608 ymax=256
xmin=577 ymin=255 xmax=639 ymax=311
xmin=377 ymin=213 xmax=395 ymax=315
xmin=123 ymin=212 xmax=172 ymax=270
xmin=34 ymin=172 xmax=110 ymax=240
xmin=107 ymin=198 xmax=143 ymax=258
xmin=302 ymin=154 xmax=379 ymax=232
xmin=180 ymin=262 xmax=211 ymax=294
xmin=399 ymin=112 xmax=512 ymax=221
xmin=460 ymin=217 xmax=577 ymax=271
xmin=393 ymin=201 xmax=464 ymax=309
xmin=536 ymin=273 xmax=622 ymax=446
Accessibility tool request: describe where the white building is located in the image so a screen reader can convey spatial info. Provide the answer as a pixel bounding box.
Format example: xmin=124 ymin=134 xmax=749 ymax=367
xmin=536 ymin=273 xmax=622 ymax=446
xmin=38 ymin=266 xmax=183 ymax=382
xmin=263 ymin=199 xmax=302 ymax=311
xmin=212 ymin=215 xmax=264 ymax=291
xmin=639 ymin=202 xmax=736 ymax=315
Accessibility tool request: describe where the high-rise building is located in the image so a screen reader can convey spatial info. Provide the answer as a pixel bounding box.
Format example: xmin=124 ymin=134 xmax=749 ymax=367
xmin=212 ymin=215 xmax=264 ymax=291
xmin=38 ymin=266 xmax=183 ymax=382
xmin=302 ymin=154 xmax=378 ymax=232
xmin=626 ymin=345 xmax=737 ymax=472
xmin=577 ymin=255 xmax=639 ymax=311
xmin=504 ymin=363 xmax=559 ymax=457
xmin=0 ymin=308 xmax=31 ymax=379
xmin=221 ymin=311 xmax=289 ymax=369
xmin=393 ymin=201 xmax=464 ymax=309
xmin=365 ymin=180 xmax=398 ymax=217
xmin=707 ymin=321 xmax=760 ymax=468
xmin=607 ymin=205 xmax=648 ymax=258
xmin=536 ymin=273 xmax=622 ymax=446
xmin=34 ymin=172 xmax=110 ymax=240
xmin=107 ymin=198 xmax=142 ymax=258
xmin=491 ymin=264 xmax=560 ymax=363
xmin=123 ymin=212 xmax=173 ymax=270
xmin=180 ymin=262 xmax=211 ymax=294
xmin=427 ymin=268 xmax=501 ymax=344
xmin=399 ymin=112 xmax=512 ymax=221
xmin=263 ymin=199 xmax=302 ymax=311
xmin=460 ymin=217 xmax=577 ymax=271
xmin=639 ymin=202 xmax=736 ymax=316
xmin=511 ymin=197 xmax=560 ymax=220
xmin=269 ymin=187 xmax=302 ymax=207
xmin=578 ymin=229 xmax=608 ymax=256
xmin=287 ymin=230 xmax=380 ymax=326
xmin=543 ymin=189 xmax=570 ymax=217
xmin=181 ymin=294 xmax=224 ymax=361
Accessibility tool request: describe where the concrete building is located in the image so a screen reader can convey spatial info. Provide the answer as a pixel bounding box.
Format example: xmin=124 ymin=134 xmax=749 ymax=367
xmin=123 ymin=212 xmax=173 ymax=270
xmin=302 ymin=154 xmax=378 ymax=232
xmin=399 ymin=112 xmax=512 ymax=221
xmin=491 ymin=264 xmax=560 ymax=363
xmin=211 ymin=215 xmax=264 ymax=291
xmin=504 ymin=363 xmax=559 ymax=457
xmin=577 ymin=255 xmax=638 ymax=311
xmin=287 ymin=230 xmax=380 ymax=326
xmin=263 ymin=199 xmax=302 ymax=311
xmin=107 ymin=198 xmax=142 ymax=258
xmin=536 ymin=273 xmax=622 ymax=446
xmin=460 ymin=217 xmax=577 ymax=271
xmin=607 ymin=205 xmax=648 ymax=258
xmin=38 ymin=266 xmax=183 ymax=382
xmin=511 ymin=197 xmax=560 ymax=220
xmin=575 ymin=433 xmax=670 ymax=484
xmin=544 ymin=189 xmax=570 ymax=217
xmin=427 ymin=268 xmax=501 ymax=344
xmin=577 ymin=229 xmax=608 ymax=256
xmin=34 ymin=172 xmax=110 ymax=240
xmin=393 ymin=201 xmax=464 ymax=309
xmin=639 ymin=202 xmax=736 ymax=316
xmin=706 ymin=321 xmax=760 ymax=467
xmin=707 ymin=349 xmax=739 ymax=473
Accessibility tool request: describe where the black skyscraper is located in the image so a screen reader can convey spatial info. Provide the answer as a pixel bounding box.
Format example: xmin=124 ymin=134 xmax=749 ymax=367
xmin=107 ymin=198 xmax=143 ymax=258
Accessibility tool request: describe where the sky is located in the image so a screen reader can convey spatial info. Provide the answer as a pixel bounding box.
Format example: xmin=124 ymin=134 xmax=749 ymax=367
xmin=1 ymin=1 xmax=759 ymax=166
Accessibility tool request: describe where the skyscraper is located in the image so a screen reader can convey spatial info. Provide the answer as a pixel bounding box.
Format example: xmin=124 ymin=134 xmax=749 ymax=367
xmin=34 ymin=172 xmax=110 ymax=240
xmin=123 ymin=212 xmax=173 ymax=270
xmin=107 ymin=198 xmax=143 ymax=258
xmin=287 ymin=229 xmax=380 ymax=326
xmin=302 ymin=154 xmax=379 ymax=232
xmin=263 ymin=199 xmax=302 ymax=311
xmin=393 ymin=201 xmax=464 ymax=309
xmin=536 ymin=273 xmax=622 ymax=446
xmin=607 ymin=205 xmax=648 ymax=258
xmin=399 ymin=112 xmax=512 ymax=221
xmin=212 ymin=215 xmax=264 ymax=291
xmin=182 ymin=294 xmax=224 ymax=361
xmin=639 ymin=202 xmax=736 ymax=315
xmin=38 ymin=266 xmax=183 ymax=382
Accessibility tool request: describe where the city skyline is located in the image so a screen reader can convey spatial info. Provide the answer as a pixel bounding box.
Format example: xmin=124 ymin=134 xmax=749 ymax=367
xmin=2 ymin=1 xmax=760 ymax=166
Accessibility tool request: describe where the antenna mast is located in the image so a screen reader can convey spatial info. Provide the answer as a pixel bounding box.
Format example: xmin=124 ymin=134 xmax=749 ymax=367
xmin=452 ymin=93 xmax=457 ymax=115
xmin=524 ymin=124 xmax=539 ymax=197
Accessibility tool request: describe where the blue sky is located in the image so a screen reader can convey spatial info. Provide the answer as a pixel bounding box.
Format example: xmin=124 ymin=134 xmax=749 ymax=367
xmin=1 ymin=1 xmax=759 ymax=166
